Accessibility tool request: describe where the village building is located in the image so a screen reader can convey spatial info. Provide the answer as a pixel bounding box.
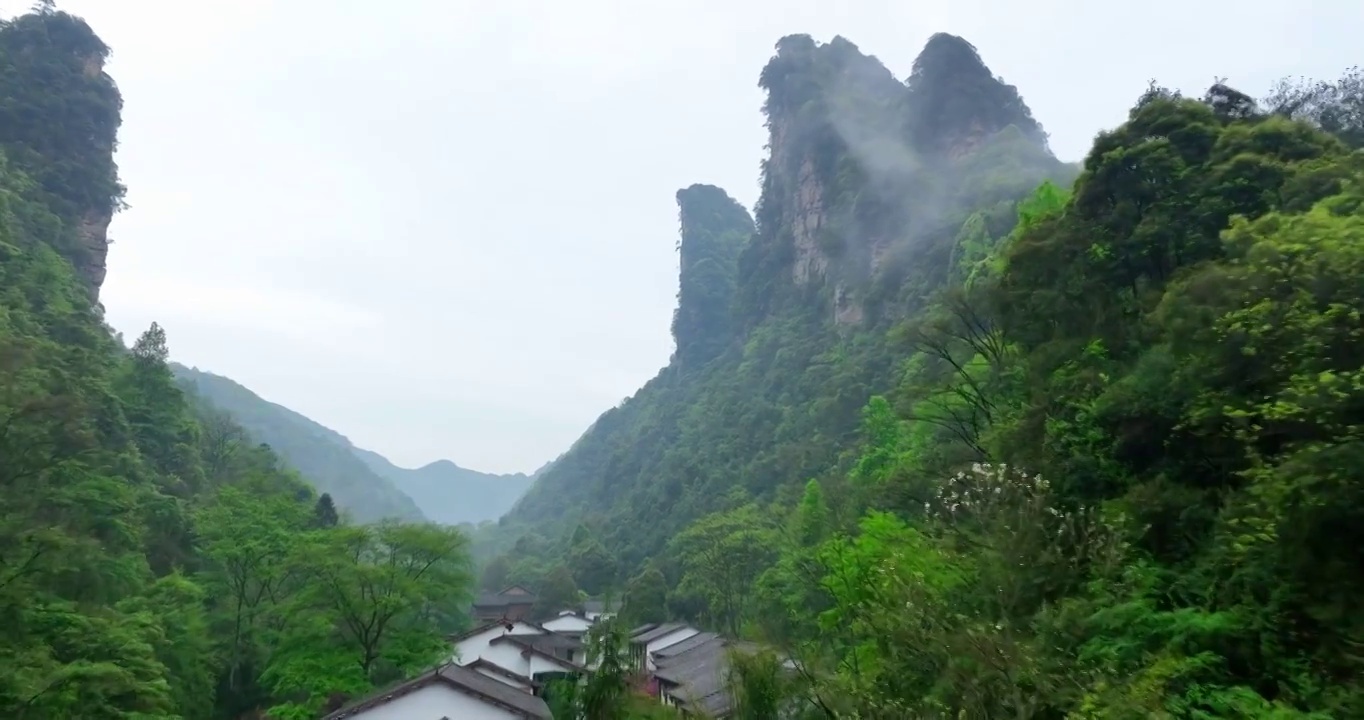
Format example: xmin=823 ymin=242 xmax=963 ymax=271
xmin=319 ymin=662 xmax=553 ymax=720
xmin=450 ymin=619 xmax=548 ymax=666
xmin=628 ymin=622 xmax=702 ymax=673
xmin=472 ymin=585 xmax=538 ymax=622
xmin=540 ymin=610 xmax=594 ymax=638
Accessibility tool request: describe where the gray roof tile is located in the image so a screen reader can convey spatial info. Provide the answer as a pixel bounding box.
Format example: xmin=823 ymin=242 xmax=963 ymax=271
xmin=322 ymin=662 xmax=552 ymax=719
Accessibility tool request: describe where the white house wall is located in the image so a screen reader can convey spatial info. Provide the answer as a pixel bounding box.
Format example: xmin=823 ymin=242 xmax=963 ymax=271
xmin=479 ymin=642 xmax=532 ymax=677
xmin=527 ymin=652 xmax=574 ymax=677
xmin=541 ymin=615 xmax=593 ymax=634
xmin=453 ymin=622 xmax=544 ymax=665
xmin=473 ymin=667 xmax=533 ymax=692
xmin=345 ymin=683 xmax=520 ymax=720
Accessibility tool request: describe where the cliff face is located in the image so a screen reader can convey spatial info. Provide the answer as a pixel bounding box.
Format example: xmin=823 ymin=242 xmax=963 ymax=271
xmin=745 ymin=33 xmax=1065 ymax=327
xmin=0 ymin=9 xmax=123 ymax=300
xmin=485 ymin=32 xmax=1076 ymax=570
xmin=670 ymin=184 xmax=753 ymax=370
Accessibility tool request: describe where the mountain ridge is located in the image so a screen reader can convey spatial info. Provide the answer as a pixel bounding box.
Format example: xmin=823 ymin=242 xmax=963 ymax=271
xmin=173 ymin=363 xmax=534 ymax=526
xmin=352 ymin=446 xmax=534 ymax=526
xmin=483 ymin=31 xmax=1075 ymax=572
xmin=173 ymin=363 xmax=426 ymax=523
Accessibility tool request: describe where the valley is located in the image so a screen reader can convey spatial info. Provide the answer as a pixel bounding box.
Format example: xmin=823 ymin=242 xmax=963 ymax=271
xmin=1 ymin=3 xmax=1361 ymax=719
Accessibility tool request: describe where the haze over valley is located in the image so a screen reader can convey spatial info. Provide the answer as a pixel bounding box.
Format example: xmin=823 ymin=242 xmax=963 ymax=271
xmin=2 ymin=1 xmax=1362 ymax=718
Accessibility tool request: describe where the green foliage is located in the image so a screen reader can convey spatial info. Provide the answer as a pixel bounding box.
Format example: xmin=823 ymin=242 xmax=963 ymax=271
xmin=498 ymin=50 xmax=1364 ymax=719
xmin=535 ymin=565 xmax=582 ymax=619
xmin=6 ymin=5 xmax=1361 ymax=716
xmin=490 ymin=30 xmax=1074 ymax=579
xmin=672 ymin=184 xmax=754 ymax=369
xmin=0 ymin=12 xmax=477 ymax=714
xmin=621 ymin=564 xmax=669 ymax=626
xmin=174 ymin=366 xmax=427 ymax=524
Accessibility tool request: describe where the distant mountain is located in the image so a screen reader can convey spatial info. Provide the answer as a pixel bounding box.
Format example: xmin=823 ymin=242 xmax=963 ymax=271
xmin=173 ymin=365 xmax=426 ymax=523
xmin=352 ymin=450 xmax=534 ymax=526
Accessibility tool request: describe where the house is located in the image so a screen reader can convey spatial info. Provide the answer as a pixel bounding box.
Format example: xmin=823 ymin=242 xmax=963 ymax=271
xmin=651 ymin=632 xmax=721 ymax=668
xmin=320 ymin=662 xmax=552 ymax=720
xmin=479 ymin=633 xmax=587 ymax=684
xmin=629 ymin=622 xmax=701 ymax=673
xmin=540 ymin=610 xmax=594 ymax=638
xmin=450 ymin=619 xmax=548 ymax=665
xmin=652 ymin=637 xmax=767 ymax=718
xmin=581 ymin=598 xmax=620 ymax=621
xmin=466 ymin=658 xmax=539 ymax=694
xmin=472 ymin=585 xmax=538 ymax=622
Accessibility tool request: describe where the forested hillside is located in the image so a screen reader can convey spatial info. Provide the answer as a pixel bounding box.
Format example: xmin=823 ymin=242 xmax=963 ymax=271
xmin=4 ymin=1 xmax=1363 ymax=716
xmin=485 ymin=34 xmax=1364 ymax=718
xmin=486 ymin=33 xmax=1074 ymax=575
xmin=174 ymin=366 xmax=535 ymax=526
xmin=173 ymin=365 xmax=427 ymax=523
xmin=0 ymin=8 xmax=474 ymax=719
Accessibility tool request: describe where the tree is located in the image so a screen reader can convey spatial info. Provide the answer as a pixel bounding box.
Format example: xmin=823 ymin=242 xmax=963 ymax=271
xmin=311 ymin=494 xmax=339 ymax=528
xmin=534 ymin=565 xmax=580 ymax=619
xmin=263 ymin=522 xmax=473 ymax=717
xmin=621 ymin=563 xmax=668 ymax=625
xmin=568 ymin=538 xmax=618 ymax=596
xmin=669 ymin=504 xmax=779 ymax=636
xmin=794 ymin=479 xmax=831 ymax=547
xmin=579 ymin=617 xmax=632 ymax=720
xmin=479 ymin=554 xmax=511 ymax=591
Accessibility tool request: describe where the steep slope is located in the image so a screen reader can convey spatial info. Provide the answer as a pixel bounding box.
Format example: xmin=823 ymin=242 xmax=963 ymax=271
xmin=487 ymin=33 xmax=1076 ymax=572
xmin=0 ymin=9 xmax=477 ymax=719
xmin=0 ymin=6 xmax=122 ymax=300
xmin=173 ymin=364 xmax=427 ymax=523
xmin=353 ymin=449 xmax=533 ymax=526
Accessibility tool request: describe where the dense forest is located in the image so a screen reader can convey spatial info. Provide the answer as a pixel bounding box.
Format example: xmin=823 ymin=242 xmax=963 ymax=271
xmin=4 ymin=1 xmax=1364 ymax=718
xmin=482 ymin=31 xmax=1364 ymax=720
xmin=0 ymin=7 xmax=476 ymax=719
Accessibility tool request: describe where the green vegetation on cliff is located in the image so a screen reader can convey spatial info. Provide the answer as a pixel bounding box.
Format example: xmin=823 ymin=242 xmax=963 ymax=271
xmin=489 ymin=32 xmax=1074 ymax=575
xmin=0 ymin=2 xmax=123 ymax=294
xmin=4 ymin=3 xmax=1363 ymax=717
xmin=483 ymin=34 xmax=1364 ymax=719
xmin=0 ymin=9 xmax=474 ymax=719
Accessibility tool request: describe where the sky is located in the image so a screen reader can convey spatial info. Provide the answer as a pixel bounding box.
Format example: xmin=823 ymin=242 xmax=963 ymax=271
xmin=6 ymin=0 xmax=1358 ymax=474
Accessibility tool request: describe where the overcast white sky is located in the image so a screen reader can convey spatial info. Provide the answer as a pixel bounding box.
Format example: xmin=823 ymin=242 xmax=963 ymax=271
xmin=8 ymin=0 xmax=1358 ymax=474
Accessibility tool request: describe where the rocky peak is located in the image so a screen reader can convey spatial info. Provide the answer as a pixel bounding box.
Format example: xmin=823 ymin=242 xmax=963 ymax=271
xmin=0 ymin=9 xmax=123 ymax=302
xmin=742 ymin=32 xmax=1061 ymax=329
xmin=904 ymin=33 xmax=1049 ymax=159
xmin=671 ymin=184 xmax=753 ymax=369
xmin=750 ymin=35 xmax=918 ymax=326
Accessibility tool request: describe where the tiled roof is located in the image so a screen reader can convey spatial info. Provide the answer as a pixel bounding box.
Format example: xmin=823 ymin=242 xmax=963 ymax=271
xmin=655 ymin=637 xmax=768 ymax=718
xmin=490 ymin=634 xmax=587 ymax=671
xmin=629 ymin=622 xmax=659 ymax=637
xmin=466 ymin=658 xmax=538 ymax=688
xmin=653 ymin=632 xmax=721 ymax=665
xmin=632 ymin=622 xmax=694 ymax=645
xmin=473 ymin=592 xmax=538 ymax=608
xmin=581 ymin=598 xmax=621 ymax=614
xmin=491 ymin=632 xmax=582 ymax=654
xmin=447 ymin=619 xmax=551 ymax=643
xmin=320 ymin=662 xmax=552 ymax=719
